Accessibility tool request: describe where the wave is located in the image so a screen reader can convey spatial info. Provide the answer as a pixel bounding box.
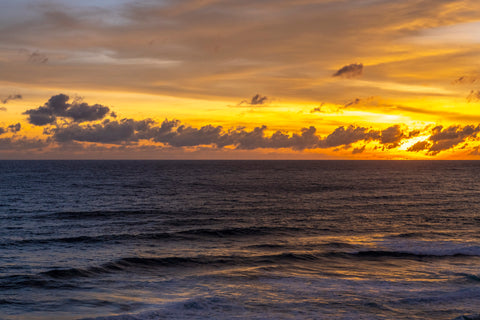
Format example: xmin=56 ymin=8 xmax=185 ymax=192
xmin=40 ymin=252 xmax=319 ymax=280
xmin=34 ymin=210 xmax=170 ymax=220
xmin=0 ymin=274 xmax=78 ymax=290
xmin=5 ymin=232 xmax=176 ymax=246
xmin=377 ymin=239 xmax=480 ymax=257
xmin=4 ymin=226 xmax=310 ymax=247
xmin=453 ymin=315 xmax=480 ymax=320
xmin=80 ymin=296 xmax=245 ymax=320
xmin=177 ymin=226 xmax=303 ymax=238
xmin=7 ymin=247 xmax=476 ymax=286
xmin=346 ymin=250 xmax=477 ymax=259
xmin=455 ymin=273 xmax=480 ymax=283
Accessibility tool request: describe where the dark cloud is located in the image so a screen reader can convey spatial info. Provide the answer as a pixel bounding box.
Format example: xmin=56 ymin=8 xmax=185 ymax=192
xmin=28 ymin=51 xmax=48 ymax=64
xmin=0 ymin=123 xmax=20 ymax=135
xmin=24 ymin=107 xmax=57 ymax=126
xmin=469 ymin=146 xmax=480 ymax=156
xmin=7 ymin=123 xmax=21 ymax=133
xmin=428 ymin=125 xmax=480 ymax=154
xmin=24 ymin=94 xmax=110 ymax=126
xmin=0 ymin=137 xmax=49 ymax=150
xmin=250 ymin=94 xmax=268 ymax=105
xmin=344 ymin=98 xmax=362 ymax=108
xmin=467 ymin=90 xmax=480 ymax=102
xmin=226 ymin=126 xmax=320 ymax=150
xmin=407 ymin=140 xmax=430 ymax=152
xmin=156 ymin=123 xmax=225 ymax=147
xmin=320 ymin=125 xmax=379 ymax=148
xmin=333 ymin=63 xmax=363 ymax=78
xmin=65 ymin=103 xmax=111 ymax=122
xmin=49 ymin=118 xmax=322 ymax=151
xmin=352 ymin=145 xmax=366 ymax=154
xmin=18 ymin=95 xmax=480 ymax=156
xmin=309 ymin=103 xmax=343 ymax=114
xmin=429 ymin=125 xmax=479 ymax=142
xmin=239 ymin=94 xmax=269 ymax=106
xmin=1 ymin=94 xmax=22 ymax=104
xmin=53 ymin=119 xmax=139 ymax=144
xmin=380 ymin=125 xmax=405 ymax=148
xmin=403 ymin=125 xmax=480 ymax=154
xmin=453 ymin=75 xmax=478 ymax=84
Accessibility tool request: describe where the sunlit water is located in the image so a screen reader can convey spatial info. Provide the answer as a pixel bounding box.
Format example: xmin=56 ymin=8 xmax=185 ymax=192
xmin=1 ymin=160 xmax=480 ymax=320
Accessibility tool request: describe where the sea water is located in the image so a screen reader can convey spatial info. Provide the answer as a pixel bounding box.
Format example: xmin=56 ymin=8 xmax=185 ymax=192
xmin=1 ymin=160 xmax=480 ymax=320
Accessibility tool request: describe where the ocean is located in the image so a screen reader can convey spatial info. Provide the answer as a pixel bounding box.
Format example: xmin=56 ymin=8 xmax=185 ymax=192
xmin=1 ymin=160 xmax=480 ymax=320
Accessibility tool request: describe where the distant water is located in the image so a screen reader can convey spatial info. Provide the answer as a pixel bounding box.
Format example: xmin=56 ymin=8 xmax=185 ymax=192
xmin=1 ymin=160 xmax=480 ymax=320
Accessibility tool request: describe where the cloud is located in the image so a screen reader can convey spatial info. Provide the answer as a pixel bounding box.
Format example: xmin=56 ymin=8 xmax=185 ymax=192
xmin=239 ymin=94 xmax=269 ymax=106
xmin=333 ymin=63 xmax=363 ymax=78
xmin=250 ymin=94 xmax=268 ymax=105
xmin=53 ymin=119 xmax=140 ymax=144
xmin=320 ymin=125 xmax=379 ymax=148
xmin=65 ymin=103 xmax=111 ymax=122
xmin=1 ymin=0 xmax=478 ymax=104
xmin=1 ymin=94 xmax=22 ymax=104
xmin=0 ymin=107 xmax=6 ymax=112
xmin=344 ymin=98 xmax=362 ymax=108
xmin=0 ymin=123 xmax=22 ymax=135
xmin=153 ymin=122 xmax=225 ymax=147
xmin=50 ymin=118 xmax=323 ymax=151
xmin=453 ymin=75 xmax=478 ymax=84
xmin=407 ymin=140 xmax=430 ymax=152
xmin=428 ymin=124 xmax=480 ymax=154
xmin=469 ymin=146 xmax=480 ymax=156
xmin=0 ymin=137 xmax=48 ymax=151
xmin=403 ymin=124 xmax=480 ymax=154
xmin=309 ymin=103 xmax=344 ymax=114
xmin=467 ymin=90 xmax=480 ymax=102
xmin=28 ymin=51 xmax=48 ymax=64
xmin=24 ymin=94 xmax=110 ymax=126
xmin=7 ymin=123 xmax=21 ymax=133
xmin=380 ymin=125 xmax=405 ymax=148
xmin=18 ymin=95 xmax=480 ymax=156
xmin=352 ymin=145 xmax=366 ymax=154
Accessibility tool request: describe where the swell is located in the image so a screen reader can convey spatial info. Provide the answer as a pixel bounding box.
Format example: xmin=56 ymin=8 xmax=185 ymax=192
xmin=0 ymin=274 xmax=79 ymax=290
xmin=454 ymin=273 xmax=480 ymax=283
xmin=4 ymin=232 xmax=176 ymax=246
xmin=3 ymin=226 xmax=308 ymax=247
xmin=345 ymin=250 xmax=478 ymax=259
xmin=4 ymin=249 xmax=478 ymax=289
xmin=34 ymin=210 xmax=169 ymax=220
xmin=176 ymin=226 xmax=304 ymax=237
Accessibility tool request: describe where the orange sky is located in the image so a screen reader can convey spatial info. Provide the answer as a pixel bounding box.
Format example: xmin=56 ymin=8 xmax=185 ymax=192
xmin=2 ymin=0 xmax=480 ymax=159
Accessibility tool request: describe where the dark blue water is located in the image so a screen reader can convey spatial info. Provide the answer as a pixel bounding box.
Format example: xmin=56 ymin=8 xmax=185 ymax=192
xmin=1 ymin=160 xmax=480 ymax=320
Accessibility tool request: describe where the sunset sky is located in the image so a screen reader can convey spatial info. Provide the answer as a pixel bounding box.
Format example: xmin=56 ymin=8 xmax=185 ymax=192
xmin=2 ymin=0 xmax=480 ymax=159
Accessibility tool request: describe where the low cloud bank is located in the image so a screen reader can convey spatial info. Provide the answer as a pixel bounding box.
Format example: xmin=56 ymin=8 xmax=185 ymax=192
xmin=6 ymin=94 xmax=480 ymax=156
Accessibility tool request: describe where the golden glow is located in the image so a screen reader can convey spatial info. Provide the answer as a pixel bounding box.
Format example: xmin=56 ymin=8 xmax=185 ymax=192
xmin=398 ymin=135 xmax=431 ymax=151
xmin=2 ymin=0 xmax=480 ymax=158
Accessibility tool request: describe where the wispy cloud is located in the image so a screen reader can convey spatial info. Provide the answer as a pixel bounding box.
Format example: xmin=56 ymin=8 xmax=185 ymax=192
xmin=333 ymin=63 xmax=363 ymax=78
xmin=238 ymin=94 xmax=269 ymax=106
xmin=1 ymin=94 xmax=22 ymax=104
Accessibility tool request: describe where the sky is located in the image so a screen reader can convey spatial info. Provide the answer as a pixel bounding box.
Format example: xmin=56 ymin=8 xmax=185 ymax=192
xmin=2 ymin=0 xmax=480 ymax=159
